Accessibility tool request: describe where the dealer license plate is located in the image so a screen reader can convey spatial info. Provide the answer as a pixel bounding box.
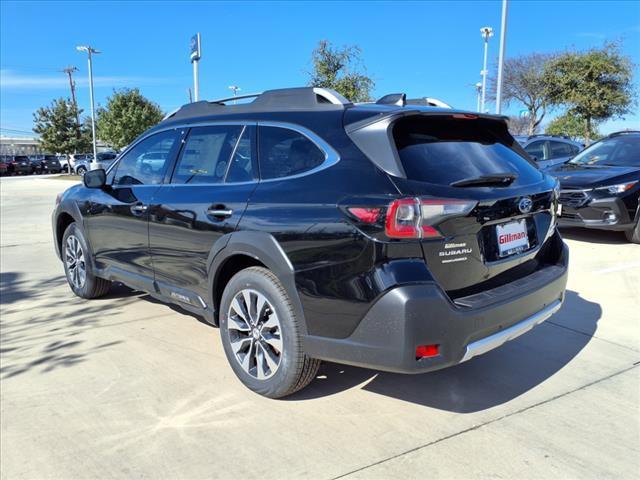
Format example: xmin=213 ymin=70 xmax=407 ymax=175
xmin=496 ymin=219 xmax=529 ymax=257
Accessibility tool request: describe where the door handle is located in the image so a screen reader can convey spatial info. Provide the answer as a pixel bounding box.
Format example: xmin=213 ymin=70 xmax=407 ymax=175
xmin=207 ymin=207 xmax=233 ymax=218
xmin=131 ymin=203 xmax=148 ymax=215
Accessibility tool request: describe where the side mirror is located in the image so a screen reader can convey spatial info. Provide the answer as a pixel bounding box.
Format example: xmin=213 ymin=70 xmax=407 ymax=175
xmin=83 ymin=168 xmax=106 ymax=189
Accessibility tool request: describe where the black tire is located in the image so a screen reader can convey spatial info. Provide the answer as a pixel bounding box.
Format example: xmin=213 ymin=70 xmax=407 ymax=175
xmin=219 ymin=266 xmax=320 ymax=398
xmin=624 ymin=220 xmax=640 ymax=244
xmin=62 ymin=223 xmax=111 ymax=299
xmin=76 ymin=166 xmax=87 ymax=176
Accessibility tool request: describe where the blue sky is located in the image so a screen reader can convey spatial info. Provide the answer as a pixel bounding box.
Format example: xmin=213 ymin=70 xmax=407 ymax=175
xmin=1 ymin=0 xmax=639 ymax=136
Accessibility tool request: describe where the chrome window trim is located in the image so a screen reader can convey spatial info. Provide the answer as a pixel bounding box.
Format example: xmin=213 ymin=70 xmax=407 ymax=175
xmin=105 ymin=120 xmax=340 ymax=185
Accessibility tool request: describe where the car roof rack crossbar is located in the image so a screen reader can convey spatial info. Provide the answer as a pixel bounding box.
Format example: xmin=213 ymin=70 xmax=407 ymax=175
xmin=163 ymin=87 xmax=352 ymax=122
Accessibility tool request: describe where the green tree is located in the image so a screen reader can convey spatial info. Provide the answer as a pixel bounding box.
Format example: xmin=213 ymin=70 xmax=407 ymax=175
xmin=546 ymin=113 xmax=601 ymax=141
xmin=491 ymin=53 xmax=556 ymax=135
xmin=308 ymin=40 xmax=374 ymax=102
xmin=33 ymin=98 xmax=91 ymax=154
xmin=96 ymin=88 xmax=164 ymax=150
xmin=544 ymin=42 xmax=635 ymax=144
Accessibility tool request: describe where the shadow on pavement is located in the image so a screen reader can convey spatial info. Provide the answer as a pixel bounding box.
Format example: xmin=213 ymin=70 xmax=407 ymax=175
xmin=289 ymin=290 xmax=600 ymax=412
xmin=0 ymin=272 xmax=135 ymax=379
xmin=560 ymin=227 xmax=628 ymax=245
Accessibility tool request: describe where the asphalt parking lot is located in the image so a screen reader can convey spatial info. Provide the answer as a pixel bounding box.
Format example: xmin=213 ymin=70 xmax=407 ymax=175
xmin=1 ymin=175 xmax=639 ymax=479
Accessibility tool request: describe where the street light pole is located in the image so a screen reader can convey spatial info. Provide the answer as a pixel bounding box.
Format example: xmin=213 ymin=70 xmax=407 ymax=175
xmin=76 ymin=45 xmax=100 ymax=162
xmin=495 ymin=0 xmax=509 ymax=114
xmin=475 ymin=82 xmax=483 ymax=112
xmin=228 ymin=85 xmax=241 ymax=104
xmin=480 ymin=27 xmax=493 ymax=113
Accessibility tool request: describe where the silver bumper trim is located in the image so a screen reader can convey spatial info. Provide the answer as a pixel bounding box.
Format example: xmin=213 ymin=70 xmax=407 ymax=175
xmin=460 ymin=299 xmax=563 ymax=363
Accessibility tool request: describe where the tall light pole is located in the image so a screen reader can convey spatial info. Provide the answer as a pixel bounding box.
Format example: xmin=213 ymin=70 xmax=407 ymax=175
xmin=495 ymin=0 xmax=509 ymax=114
xmin=76 ymin=45 xmax=100 ymax=161
xmin=190 ymin=33 xmax=201 ymax=101
xmin=475 ymin=82 xmax=483 ymax=112
xmin=228 ymin=85 xmax=241 ymax=104
xmin=480 ymin=27 xmax=493 ymax=113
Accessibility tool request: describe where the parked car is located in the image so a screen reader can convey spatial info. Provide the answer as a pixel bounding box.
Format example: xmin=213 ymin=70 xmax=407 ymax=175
xmin=516 ymin=135 xmax=584 ymax=170
xmin=29 ymin=156 xmax=43 ymax=174
xmin=39 ymin=155 xmax=63 ymax=174
xmin=73 ymin=152 xmax=118 ymax=175
xmin=57 ymin=155 xmax=71 ymax=173
xmin=547 ymin=131 xmax=640 ymax=243
xmin=68 ymin=154 xmax=93 ymax=174
xmin=0 ymin=158 xmax=8 ymax=176
xmin=7 ymin=155 xmax=33 ymax=175
xmin=52 ymin=87 xmax=568 ymax=398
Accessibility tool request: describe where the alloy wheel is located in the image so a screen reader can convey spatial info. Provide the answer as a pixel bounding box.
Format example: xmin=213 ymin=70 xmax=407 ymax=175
xmin=227 ymin=289 xmax=283 ymax=380
xmin=65 ymin=235 xmax=86 ymax=289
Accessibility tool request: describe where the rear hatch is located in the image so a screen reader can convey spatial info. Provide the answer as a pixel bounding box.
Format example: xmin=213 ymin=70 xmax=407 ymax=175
xmin=393 ymin=115 xmax=557 ymax=296
xmin=348 ymin=112 xmax=559 ymax=300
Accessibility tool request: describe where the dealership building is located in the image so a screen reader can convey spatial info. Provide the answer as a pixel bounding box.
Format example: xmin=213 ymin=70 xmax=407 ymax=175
xmin=0 ymin=136 xmax=43 ymax=155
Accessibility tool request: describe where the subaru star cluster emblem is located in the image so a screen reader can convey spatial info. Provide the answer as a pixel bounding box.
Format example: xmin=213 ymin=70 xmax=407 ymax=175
xmin=518 ymin=197 xmax=533 ymax=214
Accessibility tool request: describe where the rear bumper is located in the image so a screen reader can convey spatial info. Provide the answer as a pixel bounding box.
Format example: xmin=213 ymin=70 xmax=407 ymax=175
xmin=303 ymin=243 xmax=568 ymax=373
xmin=558 ymin=196 xmax=635 ymax=231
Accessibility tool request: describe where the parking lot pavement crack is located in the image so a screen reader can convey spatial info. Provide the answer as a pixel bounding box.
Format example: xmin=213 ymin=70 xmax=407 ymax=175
xmin=547 ymin=320 xmax=640 ymax=353
xmin=330 ymin=363 xmax=639 ymax=480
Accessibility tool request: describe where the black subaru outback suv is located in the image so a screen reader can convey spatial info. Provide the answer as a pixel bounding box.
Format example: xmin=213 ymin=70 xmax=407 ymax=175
xmin=52 ymin=88 xmax=568 ymax=398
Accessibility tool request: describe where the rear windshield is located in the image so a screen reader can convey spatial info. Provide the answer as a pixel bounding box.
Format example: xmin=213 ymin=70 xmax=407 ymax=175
xmin=393 ymin=116 xmax=543 ymax=186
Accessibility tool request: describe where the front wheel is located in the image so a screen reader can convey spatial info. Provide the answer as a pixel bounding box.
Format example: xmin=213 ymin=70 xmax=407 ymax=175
xmin=625 ymin=220 xmax=640 ymax=244
xmin=219 ymin=267 xmax=320 ymax=398
xmin=76 ymin=166 xmax=87 ymax=176
xmin=62 ymin=223 xmax=111 ymax=298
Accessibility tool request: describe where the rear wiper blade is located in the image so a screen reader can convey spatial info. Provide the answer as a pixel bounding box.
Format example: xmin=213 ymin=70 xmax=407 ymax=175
xmin=450 ymin=174 xmax=517 ymax=188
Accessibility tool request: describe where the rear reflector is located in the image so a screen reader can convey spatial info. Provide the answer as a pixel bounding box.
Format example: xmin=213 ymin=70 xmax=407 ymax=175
xmin=416 ymin=344 xmax=440 ymax=359
xmin=347 ymin=207 xmax=381 ymax=223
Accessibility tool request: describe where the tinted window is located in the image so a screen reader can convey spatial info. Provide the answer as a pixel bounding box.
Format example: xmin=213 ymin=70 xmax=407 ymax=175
xmin=259 ymin=126 xmax=326 ymax=179
xmin=226 ymin=126 xmax=256 ymax=183
xmin=569 ymin=136 xmax=640 ymax=167
xmin=393 ymin=116 xmax=542 ymax=186
xmin=172 ymin=125 xmax=242 ymax=184
xmin=113 ymin=130 xmax=180 ymax=186
xmin=549 ymin=141 xmax=575 ymax=159
xmin=524 ymin=141 xmax=546 ymax=160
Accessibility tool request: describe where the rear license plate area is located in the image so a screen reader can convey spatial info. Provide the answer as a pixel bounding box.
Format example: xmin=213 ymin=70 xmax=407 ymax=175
xmin=496 ymin=219 xmax=529 ymax=257
xmin=480 ymin=218 xmax=538 ymax=262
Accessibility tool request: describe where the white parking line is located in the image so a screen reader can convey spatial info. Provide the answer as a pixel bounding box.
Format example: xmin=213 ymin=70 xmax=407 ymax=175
xmin=593 ymin=261 xmax=640 ymax=275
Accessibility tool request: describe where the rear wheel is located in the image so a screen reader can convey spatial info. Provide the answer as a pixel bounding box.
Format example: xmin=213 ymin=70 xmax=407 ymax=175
xmin=62 ymin=223 xmax=111 ymax=298
xmin=76 ymin=166 xmax=87 ymax=176
xmin=625 ymin=220 xmax=640 ymax=244
xmin=219 ymin=267 xmax=320 ymax=398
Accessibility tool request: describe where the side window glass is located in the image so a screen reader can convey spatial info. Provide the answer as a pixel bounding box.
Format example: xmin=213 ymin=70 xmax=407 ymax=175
xmin=524 ymin=141 xmax=545 ymax=161
xmin=112 ymin=130 xmax=180 ymax=186
xmin=172 ymin=125 xmax=242 ymax=184
xmin=549 ymin=141 xmax=573 ymax=159
xmin=258 ymin=126 xmax=326 ymax=180
xmin=226 ymin=126 xmax=256 ymax=183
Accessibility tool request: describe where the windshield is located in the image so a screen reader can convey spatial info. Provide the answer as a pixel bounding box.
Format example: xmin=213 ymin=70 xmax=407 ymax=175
xmin=569 ymin=136 xmax=640 ymax=167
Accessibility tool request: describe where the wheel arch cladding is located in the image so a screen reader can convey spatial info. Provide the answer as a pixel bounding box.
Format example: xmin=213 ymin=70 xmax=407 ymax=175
xmin=208 ymin=231 xmax=307 ymax=333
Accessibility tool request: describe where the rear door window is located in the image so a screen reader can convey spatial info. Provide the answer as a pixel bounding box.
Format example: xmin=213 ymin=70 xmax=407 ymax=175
xmin=549 ymin=141 xmax=575 ymax=159
xmin=258 ymin=126 xmax=326 ymax=179
xmin=524 ymin=141 xmax=546 ymax=160
xmin=393 ymin=116 xmax=542 ymax=186
xmin=171 ymin=125 xmax=243 ymax=184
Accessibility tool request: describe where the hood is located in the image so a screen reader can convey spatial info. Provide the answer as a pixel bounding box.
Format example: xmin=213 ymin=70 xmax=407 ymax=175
xmin=547 ymin=163 xmax=640 ymax=189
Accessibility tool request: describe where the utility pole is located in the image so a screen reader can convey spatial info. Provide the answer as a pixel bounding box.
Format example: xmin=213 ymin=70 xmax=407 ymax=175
xmin=76 ymin=45 xmax=100 ymax=161
xmin=480 ymin=27 xmax=493 ymax=113
xmin=62 ymin=66 xmax=80 ymax=125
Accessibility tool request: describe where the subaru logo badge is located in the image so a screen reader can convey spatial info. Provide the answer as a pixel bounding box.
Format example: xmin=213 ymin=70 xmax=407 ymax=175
xmin=518 ymin=197 xmax=533 ymax=214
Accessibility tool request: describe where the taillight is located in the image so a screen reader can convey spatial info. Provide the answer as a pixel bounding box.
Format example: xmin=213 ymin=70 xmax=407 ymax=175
xmin=385 ymin=198 xmax=476 ymax=239
xmin=347 ymin=207 xmax=381 ymax=224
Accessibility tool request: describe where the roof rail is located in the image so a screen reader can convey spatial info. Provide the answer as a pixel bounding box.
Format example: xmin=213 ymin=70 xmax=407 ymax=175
xmin=162 ymin=87 xmax=351 ymax=122
xmin=608 ymin=130 xmax=640 ymax=137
